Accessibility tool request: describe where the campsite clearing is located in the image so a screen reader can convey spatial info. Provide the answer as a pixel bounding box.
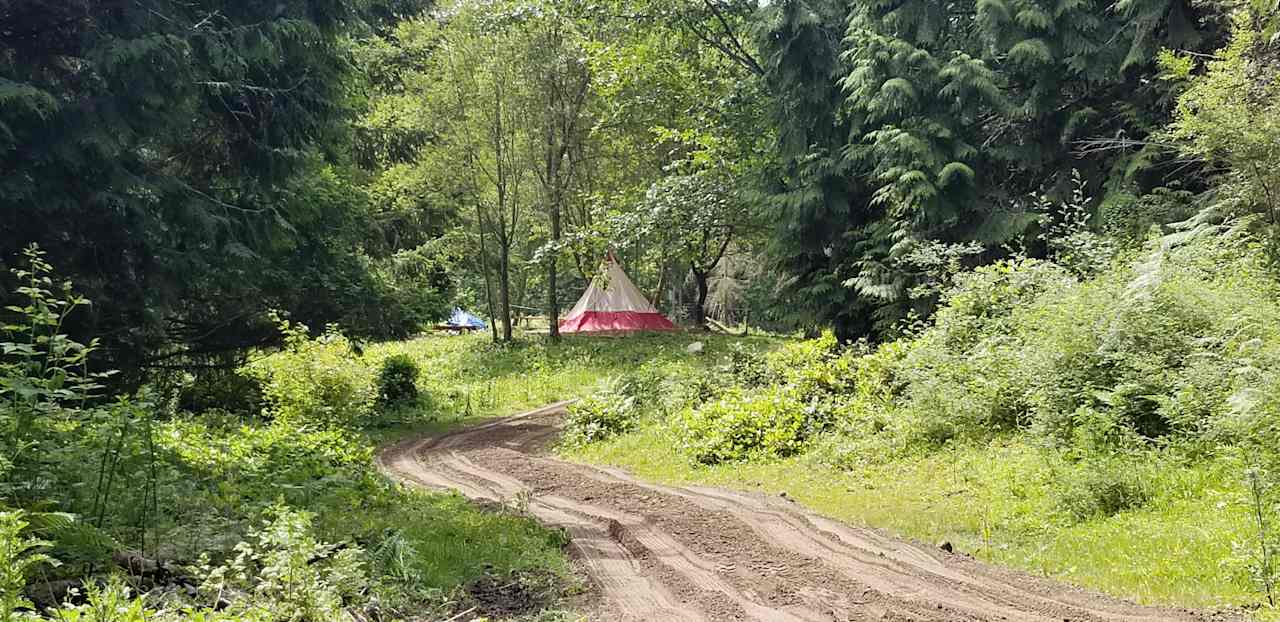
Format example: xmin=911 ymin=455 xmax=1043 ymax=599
xmin=379 ymin=402 xmax=1239 ymax=622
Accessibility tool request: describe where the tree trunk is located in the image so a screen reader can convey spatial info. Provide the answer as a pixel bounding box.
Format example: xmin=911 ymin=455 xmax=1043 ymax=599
xmin=691 ymin=265 xmax=709 ymax=329
xmin=548 ymin=198 xmax=561 ymax=341
xmin=476 ymin=203 xmax=499 ymax=344
xmin=498 ymin=243 xmax=514 ymax=341
xmin=651 ymin=261 xmax=666 ymax=314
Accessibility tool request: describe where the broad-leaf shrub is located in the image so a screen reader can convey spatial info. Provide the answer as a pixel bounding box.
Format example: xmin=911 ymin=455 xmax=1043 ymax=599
xmin=562 ymin=394 xmax=637 ymax=448
xmin=725 ymin=343 xmax=770 ymax=388
xmin=761 ymin=332 xmax=854 ymax=397
xmin=561 ymin=378 xmax=644 ymax=448
xmin=376 ymin=354 xmax=420 ymax=409
xmin=246 ymin=320 xmax=376 ymax=429
xmin=679 ymin=387 xmax=818 ymax=464
xmin=0 ymin=246 xmax=112 ymax=503
xmin=673 ymin=335 xmax=855 ymax=465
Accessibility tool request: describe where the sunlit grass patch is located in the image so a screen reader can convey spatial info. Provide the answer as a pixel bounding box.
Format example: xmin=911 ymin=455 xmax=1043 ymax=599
xmin=368 ymin=331 xmax=779 ymax=424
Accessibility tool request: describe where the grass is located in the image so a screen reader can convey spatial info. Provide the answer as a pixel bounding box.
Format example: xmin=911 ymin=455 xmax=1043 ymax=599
xmin=564 ymin=422 xmax=1262 ymax=611
xmin=330 ymin=489 xmax=573 ymax=590
xmin=368 ymin=331 xmax=775 ymax=426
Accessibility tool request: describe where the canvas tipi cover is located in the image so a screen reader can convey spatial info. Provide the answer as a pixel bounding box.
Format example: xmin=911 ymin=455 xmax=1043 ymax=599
xmin=559 ymin=257 xmax=677 ymax=333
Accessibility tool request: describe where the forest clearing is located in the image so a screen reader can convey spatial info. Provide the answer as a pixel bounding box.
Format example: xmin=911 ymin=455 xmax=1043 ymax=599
xmin=6 ymin=0 xmax=1280 ymax=620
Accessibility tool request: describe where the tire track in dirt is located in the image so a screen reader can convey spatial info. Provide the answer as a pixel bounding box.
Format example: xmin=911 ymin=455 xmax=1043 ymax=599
xmin=377 ymin=403 xmax=1239 ymax=622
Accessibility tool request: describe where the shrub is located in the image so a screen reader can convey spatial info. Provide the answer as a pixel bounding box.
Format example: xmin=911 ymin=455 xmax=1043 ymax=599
xmin=197 ymin=507 xmax=368 ymax=622
xmin=932 ymin=258 xmax=1077 ymax=352
xmin=764 ymin=333 xmax=856 ymax=397
xmin=679 ymin=386 xmax=822 ymax=464
xmin=1037 ymin=170 xmax=1116 ymax=277
xmin=561 ymin=384 xmax=640 ymax=448
xmin=377 ymin=354 xmax=420 ymax=408
xmin=725 ymin=342 xmax=770 ymax=388
xmin=0 ymin=246 xmax=110 ymax=503
xmin=246 ymin=319 xmax=376 ymax=429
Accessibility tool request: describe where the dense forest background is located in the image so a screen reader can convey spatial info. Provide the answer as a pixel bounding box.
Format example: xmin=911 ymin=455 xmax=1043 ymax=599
xmin=7 ymin=0 xmax=1276 ymax=376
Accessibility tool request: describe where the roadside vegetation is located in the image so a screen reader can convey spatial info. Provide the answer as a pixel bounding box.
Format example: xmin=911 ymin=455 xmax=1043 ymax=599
xmin=565 ymin=224 xmax=1280 ymax=611
xmin=0 ymin=256 xmax=586 ymax=621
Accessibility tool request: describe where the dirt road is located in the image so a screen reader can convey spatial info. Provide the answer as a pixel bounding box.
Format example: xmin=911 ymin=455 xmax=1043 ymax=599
xmin=378 ymin=403 xmax=1233 ymax=622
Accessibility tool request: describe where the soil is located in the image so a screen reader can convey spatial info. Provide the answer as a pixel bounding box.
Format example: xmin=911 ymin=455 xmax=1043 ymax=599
xmin=378 ymin=403 xmax=1243 ymax=622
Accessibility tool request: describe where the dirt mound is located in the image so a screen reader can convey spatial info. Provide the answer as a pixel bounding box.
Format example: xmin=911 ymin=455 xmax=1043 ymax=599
xmin=379 ymin=403 xmax=1242 ymax=622
xmin=465 ymin=569 xmax=564 ymax=618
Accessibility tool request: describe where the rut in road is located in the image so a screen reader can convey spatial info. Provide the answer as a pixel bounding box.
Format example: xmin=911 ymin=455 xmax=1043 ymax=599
xmin=377 ymin=403 xmax=1234 ymax=622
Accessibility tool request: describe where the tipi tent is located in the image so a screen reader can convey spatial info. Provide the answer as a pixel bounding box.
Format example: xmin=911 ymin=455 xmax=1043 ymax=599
xmin=559 ymin=257 xmax=677 ymax=334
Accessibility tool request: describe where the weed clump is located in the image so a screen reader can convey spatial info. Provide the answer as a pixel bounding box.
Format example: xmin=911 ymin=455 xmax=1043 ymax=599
xmin=1055 ymin=456 xmax=1154 ymax=521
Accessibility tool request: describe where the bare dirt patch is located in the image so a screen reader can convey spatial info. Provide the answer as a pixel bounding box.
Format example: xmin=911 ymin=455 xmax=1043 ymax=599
xmin=378 ymin=403 xmax=1242 ymax=622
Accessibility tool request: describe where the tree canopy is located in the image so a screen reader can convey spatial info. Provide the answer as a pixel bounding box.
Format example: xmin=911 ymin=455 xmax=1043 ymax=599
xmin=1 ymin=0 xmax=1262 ymax=365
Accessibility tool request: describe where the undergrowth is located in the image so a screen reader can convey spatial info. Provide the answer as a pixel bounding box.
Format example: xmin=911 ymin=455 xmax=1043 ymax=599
xmin=0 ymin=248 xmax=579 ymax=621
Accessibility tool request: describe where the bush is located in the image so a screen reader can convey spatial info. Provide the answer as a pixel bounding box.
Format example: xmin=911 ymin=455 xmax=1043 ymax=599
xmin=679 ymin=386 xmax=824 ymax=464
xmin=931 ymin=258 xmax=1077 ymax=352
xmin=197 ymin=507 xmax=369 ymax=621
xmin=725 ymin=342 xmax=770 ymax=388
xmin=246 ymin=320 xmax=376 ymax=429
xmin=763 ymin=332 xmax=855 ymax=397
xmin=377 ymin=354 xmax=420 ymax=408
xmin=561 ymin=382 xmax=641 ymax=448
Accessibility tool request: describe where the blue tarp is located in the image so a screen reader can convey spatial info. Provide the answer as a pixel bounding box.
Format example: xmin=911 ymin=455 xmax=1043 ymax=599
xmin=447 ymin=308 xmax=486 ymax=329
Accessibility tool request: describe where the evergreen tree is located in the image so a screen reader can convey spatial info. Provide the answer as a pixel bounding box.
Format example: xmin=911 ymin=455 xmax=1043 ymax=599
xmin=757 ymin=0 xmax=1227 ymax=337
xmin=0 ymin=0 xmax=444 ymax=375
